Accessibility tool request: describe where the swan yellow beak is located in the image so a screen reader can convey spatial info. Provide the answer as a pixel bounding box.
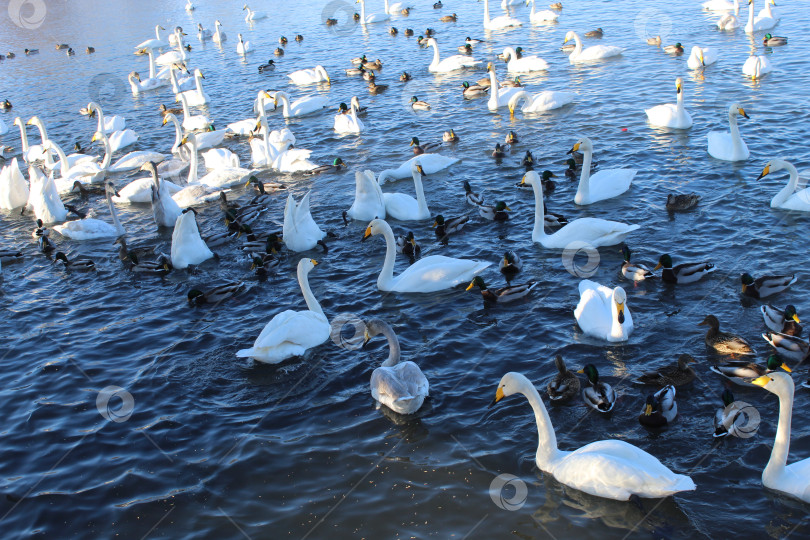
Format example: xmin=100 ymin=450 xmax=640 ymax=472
xmin=676 ymin=81 xmax=682 ymax=94
xmin=616 ymin=301 xmax=625 ymax=324
xmin=311 ymin=259 xmax=318 ymax=266
xmin=793 ymin=313 xmax=801 ymax=323
xmin=180 ymin=135 xmax=189 ymax=145
xmin=509 ymin=105 xmax=515 ymax=116
xmin=91 ymin=133 xmax=99 ymax=143
xmin=780 ymin=363 xmax=792 ymax=373
xmin=489 ymin=386 xmax=505 ymax=407
xmin=361 ymin=226 xmax=372 ymax=241
xmin=567 ymin=142 xmax=580 ymax=154
xmin=326 ymin=76 xmax=331 ymax=84
xmin=751 ymin=375 xmax=771 ymax=387
xmin=738 ymin=107 xmax=749 ymax=119
xmin=563 ymin=36 xmax=570 ymax=44
xmin=520 ymin=174 xmax=527 ymax=185
xmin=756 ymin=164 xmax=770 ymax=180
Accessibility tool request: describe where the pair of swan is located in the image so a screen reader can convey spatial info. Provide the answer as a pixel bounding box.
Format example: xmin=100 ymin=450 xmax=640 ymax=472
xmin=745 ymin=0 xmax=777 ymax=32
xmin=645 ymin=77 xmax=693 ymax=129
xmin=367 ymin=319 xmax=429 ymax=415
xmin=273 ymin=91 xmax=329 ymax=118
xmin=44 ymin=136 xmax=110 ymax=190
xmin=27 ymin=166 xmax=68 ymax=224
xmin=521 ymin=171 xmax=640 ymax=248
xmin=13 ymin=117 xmax=53 ymax=163
xmin=742 ymin=55 xmax=773 ymax=79
xmin=251 ymin=114 xmax=317 ymax=172
xmin=25 ymin=117 xmax=88 ymax=170
xmin=483 ymin=0 xmax=522 ymax=30
xmin=334 ymin=99 xmax=365 ymax=134
xmin=575 ymin=280 xmax=633 ymax=342
xmin=563 ymin=31 xmax=623 ymax=63
xmin=507 ymin=88 xmax=574 ymax=114
xmin=486 ymin=65 xmax=522 ymax=111
xmin=756 ymin=159 xmax=810 ymax=212
xmin=501 ymin=46 xmax=549 ymax=72
xmin=707 ymin=103 xmax=749 ymax=161
xmin=570 ymin=137 xmax=635 ymax=204
xmin=380 ymin=161 xmax=431 ymax=221
xmin=288 ymin=65 xmax=330 ymax=84
xmin=176 ymin=68 xmax=210 ymax=105
xmin=426 ymin=38 xmax=481 ymax=73
xmin=347 ymin=170 xmax=385 ymax=220
xmin=283 ymin=191 xmax=326 ymax=252
xmin=236 ymin=258 xmax=331 ymax=363
xmin=492 ymin=372 xmax=695 ymax=500
xmin=171 ymin=209 xmax=214 ymax=268
xmin=357 ymin=0 xmax=391 ymax=24
xmin=0 ymin=158 xmax=29 ymax=209
xmin=362 ymin=218 xmax=491 ymax=292
xmin=53 ymin=182 xmax=125 ymax=240
xmin=87 ymin=103 xmax=138 ymax=152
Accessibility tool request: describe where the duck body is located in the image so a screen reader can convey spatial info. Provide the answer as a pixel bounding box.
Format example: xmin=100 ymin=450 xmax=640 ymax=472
xmin=546 ymin=355 xmax=580 ymax=402
xmin=762 ymin=332 xmax=809 ymax=363
xmin=655 ymin=254 xmax=714 ymax=284
xmin=741 ymin=273 xmax=796 ymax=299
xmin=700 ymin=315 xmax=755 ymax=356
xmin=761 ymin=305 xmax=802 ymax=336
xmin=635 ymin=354 xmax=696 ymax=387
xmin=639 ymin=386 xmax=677 ymax=428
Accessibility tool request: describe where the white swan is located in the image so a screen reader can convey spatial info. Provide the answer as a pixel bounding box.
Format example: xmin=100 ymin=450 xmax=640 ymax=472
xmin=742 ymin=55 xmax=773 ymax=79
xmin=155 ymin=33 xmax=188 ymax=66
xmin=243 ymin=4 xmax=267 ymax=21
xmin=717 ymin=12 xmax=740 ymax=30
xmin=87 ymin=102 xmax=125 ymax=134
xmin=44 ymin=138 xmax=109 ymax=190
xmin=162 ymin=113 xmax=224 ymax=152
xmin=384 ymin=0 xmax=408 ymax=14
xmin=757 ymin=0 xmax=779 ymax=19
xmin=53 ymin=182 xmax=125 ymax=240
xmin=202 ymin=148 xmax=239 ymax=169
xmin=236 ymin=258 xmax=330 ymax=363
xmin=483 ymin=0 xmax=522 ymax=30
xmin=27 ymin=166 xmax=68 ymax=224
xmin=110 ymin=151 xmax=166 ymax=173
xmin=745 ymin=0 xmax=776 ymax=32
xmin=113 ymin=175 xmax=182 ymax=204
xmin=176 ymin=69 xmax=210 ymax=106
xmin=491 ymin=372 xmax=696 ymax=500
xmin=250 ymin=115 xmax=316 ymax=172
xmin=334 ymin=100 xmax=365 ymax=134
xmin=185 ymin=0 xmax=194 ymax=10
xmin=563 ymin=31 xmax=622 ymax=63
xmin=528 ymin=0 xmax=559 ymax=22
xmin=347 ymin=169 xmax=386 ymax=220
xmin=507 ymin=89 xmax=574 ymax=114
xmin=0 ymin=158 xmax=29 ymax=210
xmin=183 ymin=134 xmax=253 ymax=189
xmin=381 ymin=161 xmax=431 ymax=221
xmin=645 ymin=77 xmax=693 ymax=129
xmin=176 ymin=93 xmax=212 ymax=131
xmin=357 ymin=0 xmax=390 ymax=24
xmin=167 ymin=26 xmax=186 ymax=47
xmin=26 ymin=117 xmax=91 ymax=170
xmin=273 ymin=91 xmax=328 ymax=118
xmin=486 ymin=65 xmax=523 ymax=111
xmin=283 ymin=191 xmax=326 ymax=252
xmin=687 ymin=46 xmax=719 ymax=70
xmin=570 ymin=137 xmax=635 ymax=205
xmin=288 ymin=65 xmax=330 ymax=85
xmin=168 ymin=65 xmax=194 ymax=94
xmin=502 ymin=46 xmax=549 ymax=72
xmin=366 ymin=319 xmax=429 ymax=415
xmin=228 ymin=91 xmax=272 ymax=136
xmin=13 ymin=117 xmax=51 ymax=163
xmin=236 ymin=33 xmax=252 ymax=55
xmin=128 ymin=70 xmax=167 ymax=95
xmin=426 ymin=38 xmax=481 ymax=73
xmin=574 ymin=280 xmax=633 ymax=342
xmin=363 ymin=218 xmax=490 ymax=292
xmin=135 ymin=24 xmax=167 ymax=50
xmin=707 ymin=103 xmax=749 ymax=161
xmin=377 ymin=154 xmax=460 ymax=183
xmin=171 ymin=209 xmax=214 ymax=268
xmin=751 ymin=372 xmax=810 ymax=503
xmin=213 ymin=20 xmax=227 ymax=43
xmin=756 ymin=159 xmax=810 ymax=212
xmin=138 ymin=162 xmax=182 ymax=228
xmin=521 ymin=171 xmax=640 ymax=248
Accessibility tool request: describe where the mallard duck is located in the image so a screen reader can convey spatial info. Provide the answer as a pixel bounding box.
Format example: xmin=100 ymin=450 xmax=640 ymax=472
xmin=362 ymin=68 xmax=376 ymax=82
xmin=0 ymin=99 xmax=11 ymax=110
xmin=763 ymin=34 xmax=787 ymax=46
xmin=492 ymin=143 xmax=509 ymax=159
xmin=710 ymin=354 xmax=791 ymax=387
xmin=505 ymin=131 xmax=519 ymax=144
xmin=404 ymin=28 xmax=414 ymax=36
xmin=620 ymin=244 xmax=654 ymax=281
xmin=761 ymin=304 xmax=802 ymax=336
xmin=479 ymin=201 xmax=510 ymax=221
xmin=63 ymin=204 xmax=88 ymax=219
xmin=433 ymin=214 xmax=468 ymax=239
xmin=499 ymin=250 xmax=522 ymax=279
xmin=396 ymin=231 xmax=421 ymax=259
xmin=368 ymin=81 xmax=388 ymax=94
xmin=274 ymin=47 xmax=284 ymax=56
xmin=564 ymin=158 xmax=577 ymax=179
xmin=542 ymin=205 xmax=568 ymax=229
xmin=666 ymin=193 xmax=700 ymax=211
xmin=32 ymin=219 xmax=49 ymax=239
xmin=279 ymin=36 xmax=288 ymax=45
xmin=584 ymin=28 xmax=603 ymax=38
xmin=325 ymin=17 xmax=337 ymax=26
xmin=6 ymin=52 xmax=15 ymax=59
xmin=242 ymin=233 xmax=283 ymax=256
xmin=410 ymin=96 xmax=430 ymax=110
xmin=500 ymin=76 xmax=522 ymax=88
xmin=578 ymin=364 xmax=615 ymax=413
xmin=400 ymin=71 xmax=412 ymax=81
xmin=699 ymin=315 xmax=755 ymax=356
xmin=258 ymin=59 xmax=275 ymax=72
xmin=462 ymin=81 xmax=488 ymax=97
xmin=741 ymin=273 xmax=797 ymax=299
xmin=114 ymin=237 xmax=156 ymax=262
xmin=546 ymin=355 xmax=580 ymax=402
xmin=433 ymin=0 xmax=442 ymax=7
xmin=54 ymin=252 xmax=95 ymax=271
xmin=66 ymin=48 xmax=75 ymax=56
xmin=389 ymin=27 xmax=398 ymax=35
xmin=38 ymin=235 xmax=55 ymax=253
xmin=353 ymin=12 xmax=361 ymax=21
xmin=440 ymin=13 xmax=457 ymax=22
xmin=423 ymin=28 xmax=436 ymax=38
xmin=538 ymin=170 xmax=556 ymax=192
xmin=55 ymin=43 xmax=69 ymax=50
xmin=635 ymin=354 xmax=696 ymax=387
xmin=86 ymin=47 xmax=95 ymax=54
xmin=350 ymin=54 xmax=367 ymax=65
xmin=24 ymin=48 xmax=39 ymax=55
xmin=520 ymin=150 xmax=535 ymax=170
xmin=713 ymin=389 xmax=757 ymax=438
xmin=305 ymin=157 xmax=346 ymax=175
xmin=647 ymin=36 xmax=662 ymax=46
xmin=400 ymin=7 xmax=410 ymax=15
xmin=639 ymin=385 xmax=677 ymax=428
xmin=458 ymin=43 xmax=473 ymax=54
xmin=363 ymin=58 xmax=383 ymax=70
xmin=664 ymin=42 xmax=684 ymax=55
xmin=443 ymin=129 xmax=459 ymax=143
xmin=466 ymin=276 xmax=538 ymax=303
xmin=248 ymin=182 xmax=284 ymax=205
xmin=410 ymin=137 xmax=442 ymax=154
xmin=188 ymin=282 xmax=245 ymax=304
xmin=463 ymin=181 xmax=484 ymax=206
xmin=762 ymin=332 xmax=810 ymax=363
xmin=70 ymin=181 xmax=105 ymax=198
xmin=128 ymin=252 xmax=172 ymax=275
xmin=294 ymin=34 xmax=304 ymax=42
xmin=655 ymin=254 xmax=714 ymax=284
xmin=250 ymin=254 xmax=281 ymax=276
xmin=549 ymin=2 xmax=562 ymax=9
xmin=0 ymin=250 xmax=22 ymax=264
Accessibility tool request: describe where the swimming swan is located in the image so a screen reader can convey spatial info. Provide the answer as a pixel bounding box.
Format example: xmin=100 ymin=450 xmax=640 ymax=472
xmin=570 ymin=137 xmax=635 ymax=205
xmin=645 ymin=77 xmax=693 ymax=129
xmin=574 ymin=280 xmax=633 ymax=342
xmin=707 ymin=103 xmax=749 ymax=161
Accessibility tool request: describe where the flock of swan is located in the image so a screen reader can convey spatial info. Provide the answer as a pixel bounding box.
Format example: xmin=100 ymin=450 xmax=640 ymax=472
xmin=0 ymin=0 xmax=807 ymax=507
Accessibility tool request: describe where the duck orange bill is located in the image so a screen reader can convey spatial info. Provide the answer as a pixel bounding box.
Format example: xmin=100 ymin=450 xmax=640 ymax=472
xmin=793 ymin=314 xmax=801 ymax=323
xmin=488 ymin=386 xmax=505 ymax=408
xmin=465 ymin=281 xmax=475 ymax=291
xmin=361 ymin=226 xmax=372 ymax=241
xmin=780 ymin=363 xmax=792 ymax=373
xmin=644 ymin=403 xmax=653 ymax=415
xmin=653 ymin=262 xmax=662 ymax=270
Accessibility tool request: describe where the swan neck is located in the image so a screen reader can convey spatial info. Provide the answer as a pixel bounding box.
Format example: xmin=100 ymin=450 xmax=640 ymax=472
xmin=179 ymin=94 xmax=190 ymax=118
xmin=520 ymin=380 xmax=559 ymax=468
xmin=195 ymin=71 xmax=204 ymax=94
xmin=379 ymin=325 xmax=401 ymax=367
xmin=106 ymin=187 xmax=124 ymax=235
xmin=764 ymin=384 xmax=793 ymax=481
xmin=94 ymin=106 xmax=105 ymax=133
xmin=360 ymin=0 xmax=366 ymax=21
xmin=430 ymin=42 xmax=440 ymax=68
xmin=49 ymin=140 xmax=69 ymax=177
xmin=676 ymin=87 xmax=684 ymax=111
xmin=377 ymin=222 xmax=398 ymax=290
xmin=171 ymin=117 xmax=182 ymax=150
xmin=488 ymin=70 xmax=499 ymax=106
xmin=413 ymin=169 xmax=429 ymax=217
xmin=728 ymin=110 xmax=743 ymax=148
xmin=572 ymin=33 xmax=583 ymax=58
xmin=187 ymin=139 xmax=198 ymax=183
xmin=16 ymin=120 xmax=29 ymax=153
xmin=298 ymin=264 xmax=324 ymax=317
xmin=99 ymin=134 xmax=112 ymax=169
xmin=484 ymin=0 xmax=490 ymax=24
xmin=773 ymin=162 xmax=799 ymax=206
xmin=530 ymin=0 xmax=536 ymax=16
xmin=148 ymin=50 xmax=157 ymax=79
xmin=278 ymin=93 xmax=291 ymax=117
xmin=576 ymin=148 xmax=593 ymax=201
xmin=530 ymin=179 xmax=546 ymax=240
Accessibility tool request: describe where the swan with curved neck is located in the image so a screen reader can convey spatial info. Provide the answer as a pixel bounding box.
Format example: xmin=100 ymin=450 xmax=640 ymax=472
xmin=490 ymin=372 xmax=696 ymax=500
xmin=521 ymin=171 xmax=640 ymax=248
xmin=381 ymin=161 xmax=430 ymax=221
xmin=528 ymin=0 xmax=559 ymax=22
xmin=745 ymin=0 xmax=776 ymax=32
xmin=176 ymin=69 xmax=209 ymax=105
xmin=14 ymin=117 xmax=50 ymax=162
xmin=426 ymin=38 xmax=481 ymax=73
xmin=756 ymin=159 xmax=810 ymax=211
xmin=507 ymin=89 xmax=575 ymax=114
xmin=563 ymin=30 xmax=623 ymax=63
xmin=357 ymin=0 xmax=390 ymax=24
xmin=574 ymin=280 xmax=633 ymax=342
xmin=751 ymin=372 xmax=810 ymax=503
xmin=570 ymin=137 xmax=635 ymax=205
xmin=87 ymin=102 xmax=125 ymax=134
xmin=273 ymin=91 xmax=328 ymax=118
xmin=52 ymin=181 xmax=125 ymax=239
xmin=486 ymin=64 xmax=521 ymax=111
xmin=362 ymin=218 xmax=491 ymax=292
xmin=483 ymin=0 xmax=522 ymax=30
xmin=707 ymin=103 xmax=749 ymax=161
xmin=645 ymin=77 xmax=693 ymax=129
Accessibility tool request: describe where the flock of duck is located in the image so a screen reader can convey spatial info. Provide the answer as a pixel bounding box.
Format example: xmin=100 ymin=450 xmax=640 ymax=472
xmin=0 ymin=0 xmax=808 ymax=506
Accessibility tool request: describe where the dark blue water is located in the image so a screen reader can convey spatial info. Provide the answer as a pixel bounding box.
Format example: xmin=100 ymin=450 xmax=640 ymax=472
xmin=1 ymin=0 xmax=809 ymax=537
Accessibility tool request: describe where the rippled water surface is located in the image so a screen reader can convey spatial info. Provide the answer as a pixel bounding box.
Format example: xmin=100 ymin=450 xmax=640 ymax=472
xmin=1 ymin=0 xmax=810 ymax=537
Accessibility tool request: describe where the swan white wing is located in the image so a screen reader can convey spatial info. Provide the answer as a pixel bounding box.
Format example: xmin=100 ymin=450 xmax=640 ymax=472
xmin=383 ymin=192 xmax=420 ymax=221
xmin=388 ymin=255 xmax=491 ymax=292
xmin=53 ymin=218 xmax=119 ymax=240
xmin=199 ymin=167 xmax=252 ymax=189
xmin=202 ymin=148 xmax=239 ymax=169
xmin=171 ymin=184 xmax=219 ymax=208
xmin=574 ymin=287 xmax=611 ymax=340
xmin=707 ymin=131 xmax=748 ymax=161
xmin=508 ymin=56 xmax=549 ymax=73
xmin=0 ymin=158 xmax=29 ymax=209
xmin=227 ymin=118 xmax=257 ymax=136
xmin=524 ymin=91 xmax=575 ymax=112
xmin=348 ymin=170 xmax=386 ymax=220
xmin=236 ymin=310 xmax=330 ymax=363
xmin=193 ymin=129 xmax=227 ymax=150
xmin=779 ymin=188 xmax=810 ymax=212
xmin=152 ymin=180 xmax=183 ymax=227
xmin=289 ymin=96 xmax=329 ymax=117
xmin=110 ymin=151 xmax=166 ymax=172
xmin=114 ymin=177 xmax=181 ymax=203
xmin=577 ymin=169 xmax=636 ymax=204
xmin=171 ymin=211 xmax=214 ymax=268
xmin=571 ymin=45 xmax=623 ymax=63
xmin=542 ymin=218 xmax=640 ymax=249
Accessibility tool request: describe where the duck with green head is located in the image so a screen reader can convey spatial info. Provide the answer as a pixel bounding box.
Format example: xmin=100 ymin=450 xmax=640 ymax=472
xmin=466 ymin=275 xmax=538 ymax=303
xmin=479 ymin=200 xmax=510 ymax=221
xmin=433 ymin=214 xmax=468 ymax=239
xmin=710 ymin=354 xmax=791 ymax=387
xmin=655 ymin=253 xmax=714 ymax=284
xmin=639 ymin=385 xmax=677 ymax=428
xmin=410 ymin=136 xmax=442 ymax=155
xmin=306 ymin=157 xmax=346 ymax=175
xmin=188 ymin=282 xmax=245 ymax=304
xmin=499 ymin=250 xmax=522 ymax=279
xmin=577 ymin=364 xmax=615 ymax=412
xmin=461 ymin=81 xmax=488 ymax=98
xmin=396 ymin=231 xmax=421 ymax=259
xmin=761 ymin=304 xmax=802 ymax=336
xmin=620 ymin=244 xmax=654 ymax=281
xmin=463 ymin=180 xmax=484 ymax=205
xmin=763 ymin=33 xmax=787 ymax=46
xmin=741 ymin=272 xmax=797 ymax=299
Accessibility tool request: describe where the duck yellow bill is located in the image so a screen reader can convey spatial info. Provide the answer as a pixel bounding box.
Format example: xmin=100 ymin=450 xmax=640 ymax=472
xmin=780 ymin=363 xmax=792 ymax=373
xmin=751 ymin=375 xmax=771 ymax=387
xmin=793 ymin=314 xmax=801 ymax=323
xmin=644 ymin=403 xmax=653 ymax=415
xmin=653 ymin=262 xmax=662 ymax=270
xmin=576 ymin=368 xmax=584 ymax=374
xmin=465 ymin=280 xmax=475 ymax=291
